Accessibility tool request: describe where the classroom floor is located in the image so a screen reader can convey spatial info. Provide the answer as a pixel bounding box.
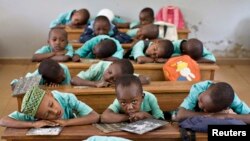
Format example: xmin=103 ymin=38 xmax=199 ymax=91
xmin=0 ymin=63 xmax=250 ymax=140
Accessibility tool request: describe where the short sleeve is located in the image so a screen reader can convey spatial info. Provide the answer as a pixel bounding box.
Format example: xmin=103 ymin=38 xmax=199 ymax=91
xmin=146 ymin=92 xmax=164 ymax=119
xmin=67 ymin=93 xmax=93 ymax=116
xmin=130 ymin=40 xmax=146 ymax=59
xmin=180 ymin=80 xmax=213 ymax=110
xmin=65 ymin=44 xmax=74 ymax=57
xmin=202 ymin=47 xmax=216 ymax=62
xmin=8 ymin=111 xmax=35 ymax=121
xmin=230 ymin=93 xmax=250 ymax=114
xmin=108 ymin=99 xmax=121 ymax=113
xmin=59 ymin=64 xmax=71 ymax=85
xmin=111 ymin=38 xmax=124 ymax=59
xmin=35 ymin=45 xmax=52 ymax=54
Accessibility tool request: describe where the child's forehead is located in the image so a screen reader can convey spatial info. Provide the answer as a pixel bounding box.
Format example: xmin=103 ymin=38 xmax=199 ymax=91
xmin=117 ymin=84 xmax=142 ymax=97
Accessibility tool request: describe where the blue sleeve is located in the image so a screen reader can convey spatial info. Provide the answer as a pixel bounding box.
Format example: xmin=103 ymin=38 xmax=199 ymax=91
xmin=75 ymin=39 xmax=96 ymax=58
xmin=59 ymin=64 xmax=71 ymax=85
xmin=35 ymin=45 xmax=52 ymax=54
xmin=111 ymin=38 xmax=124 ymax=59
xmin=108 ymin=99 xmax=121 ymax=113
xmin=8 ymin=111 xmax=35 ymax=121
xmin=202 ymin=47 xmax=216 ymax=62
xmin=130 ymin=40 xmax=145 ymax=60
xmin=65 ymin=44 xmax=74 ymax=57
xmin=180 ymin=80 xmax=213 ymax=110
xmin=67 ymin=93 xmax=93 ymax=116
xmin=50 ymin=12 xmax=68 ymax=28
xmin=79 ymin=28 xmax=95 ymax=43
xmin=230 ymin=93 xmax=250 ymax=114
xmin=126 ymin=28 xmax=139 ymax=38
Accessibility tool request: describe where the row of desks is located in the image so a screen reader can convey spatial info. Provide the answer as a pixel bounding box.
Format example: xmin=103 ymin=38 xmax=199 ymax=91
xmin=63 ymin=61 xmax=219 ymax=81
xmin=65 ymin=27 xmax=191 ymax=41
xmin=2 ymin=123 xmax=207 ymax=141
xmin=16 ymin=81 xmax=196 ymax=113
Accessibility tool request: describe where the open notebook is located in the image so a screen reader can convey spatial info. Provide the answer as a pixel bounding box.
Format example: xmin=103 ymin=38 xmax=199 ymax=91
xmin=26 ymin=127 xmax=63 ymax=136
xmin=120 ymin=118 xmax=168 ymax=135
xmin=12 ymin=75 xmax=41 ymax=96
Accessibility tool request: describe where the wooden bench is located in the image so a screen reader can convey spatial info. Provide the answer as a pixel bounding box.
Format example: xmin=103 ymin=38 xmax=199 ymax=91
xmin=15 ymin=81 xmax=195 ymax=113
xmin=65 ymin=28 xmax=190 ymax=42
xmin=1 ymin=123 xmax=207 ymax=141
xmin=63 ymin=61 xmax=219 ymax=81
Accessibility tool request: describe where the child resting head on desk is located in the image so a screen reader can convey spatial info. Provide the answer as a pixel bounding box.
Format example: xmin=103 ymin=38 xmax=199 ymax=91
xmin=101 ymin=74 xmax=164 ymax=123
xmin=0 ymin=86 xmax=99 ymax=128
xmin=11 ymin=59 xmax=71 ymax=89
xmin=172 ymin=38 xmax=216 ymax=63
xmin=124 ymin=39 xmax=174 ymax=64
xmin=172 ymin=80 xmax=250 ymax=124
xmin=50 ymin=8 xmax=90 ymax=29
xmin=71 ymin=59 xmax=150 ymax=87
xmin=115 ymin=7 xmax=154 ymax=30
xmin=73 ymin=35 xmax=124 ymax=62
xmin=32 ymin=28 xmax=74 ymax=62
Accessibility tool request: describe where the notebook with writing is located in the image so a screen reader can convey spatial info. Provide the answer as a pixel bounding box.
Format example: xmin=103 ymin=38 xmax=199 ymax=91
xmin=120 ymin=118 xmax=168 ymax=135
xmin=26 ymin=127 xmax=63 ymax=136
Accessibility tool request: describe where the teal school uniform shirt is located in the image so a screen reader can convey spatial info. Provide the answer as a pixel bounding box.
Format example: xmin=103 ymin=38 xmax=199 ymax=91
xmin=35 ymin=44 xmax=74 ymax=58
xmin=75 ymin=35 xmax=124 ymax=59
xmin=9 ymin=90 xmax=93 ymax=121
xmin=50 ymin=10 xmax=75 ymax=28
xmin=129 ymin=40 xmax=152 ymax=60
xmin=108 ymin=91 xmax=165 ymax=119
xmin=10 ymin=63 xmax=71 ymax=85
xmin=180 ymin=80 xmax=250 ymax=114
xmin=77 ymin=61 xmax=112 ymax=81
xmin=172 ymin=40 xmax=216 ymax=62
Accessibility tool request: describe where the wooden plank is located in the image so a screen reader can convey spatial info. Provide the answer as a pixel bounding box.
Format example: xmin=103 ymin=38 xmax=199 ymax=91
xmin=63 ymin=61 xmax=219 ymax=81
xmin=16 ymin=81 xmax=196 ymax=113
xmin=66 ymin=28 xmax=190 ymax=44
xmin=1 ymin=124 xmax=207 ymax=141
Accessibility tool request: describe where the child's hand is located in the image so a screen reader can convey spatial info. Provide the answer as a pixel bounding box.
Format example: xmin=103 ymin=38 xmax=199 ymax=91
xmin=155 ymin=58 xmax=167 ymax=63
xmin=129 ymin=112 xmax=151 ymax=122
xmin=33 ymin=120 xmax=59 ymax=128
xmin=53 ymin=119 xmax=68 ymax=127
xmin=95 ymin=80 xmax=111 ymax=88
xmin=72 ymin=55 xmax=80 ymax=62
xmin=45 ymin=82 xmax=59 ymax=88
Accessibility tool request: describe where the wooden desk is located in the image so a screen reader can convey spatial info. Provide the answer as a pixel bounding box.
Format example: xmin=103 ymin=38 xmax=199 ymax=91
xmin=1 ymin=124 xmax=207 ymax=141
xmin=64 ymin=61 xmax=219 ymax=81
xmin=65 ymin=28 xmax=190 ymax=41
xmin=70 ymin=42 xmax=133 ymax=51
xmin=16 ymin=81 xmax=195 ymax=113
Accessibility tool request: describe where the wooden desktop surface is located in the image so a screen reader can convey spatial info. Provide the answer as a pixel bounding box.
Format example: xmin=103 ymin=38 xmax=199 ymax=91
xmin=16 ymin=81 xmax=196 ymax=113
xmin=63 ymin=61 xmax=219 ymax=81
xmin=2 ymin=123 xmax=207 ymax=141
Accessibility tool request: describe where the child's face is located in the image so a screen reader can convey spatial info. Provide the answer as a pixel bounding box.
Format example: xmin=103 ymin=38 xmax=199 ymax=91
xmin=116 ymin=84 xmax=143 ymax=115
xmin=71 ymin=12 xmax=85 ymax=26
xmin=48 ymin=30 xmax=68 ymax=52
xmin=93 ymin=20 xmax=110 ymax=35
xmin=36 ymin=92 xmax=63 ymax=120
xmin=139 ymin=12 xmax=154 ymax=26
xmin=198 ymin=88 xmax=217 ymax=112
xmin=103 ymin=64 xmax=122 ymax=83
xmin=145 ymin=41 xmax=164 ymax=59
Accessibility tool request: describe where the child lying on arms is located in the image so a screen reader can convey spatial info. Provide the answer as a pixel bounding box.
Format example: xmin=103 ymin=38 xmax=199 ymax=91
xmin=71 ymin=59 xmax=150 ymax=87
xmin=173 ymin=80 xmax=250 ymax=124
xmin=0 ymin=86 xmax=99 ymax=128
xmin=125 ymin=39 xmax=174 ymax=64
xmin=32 ymin=28 xmax=74 ymax=62
xmin=73 ymin=35 xmax=124 ymax=62
xmin=11 ymin=59 xmax=71 ymax=89
xmin=101 ymin=74 xmax=164 ymax=123
xmin=172 ymin=38 xmax=216 ymax=63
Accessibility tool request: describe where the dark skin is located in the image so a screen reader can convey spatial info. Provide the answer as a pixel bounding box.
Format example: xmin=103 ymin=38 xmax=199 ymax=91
xmin=101 ymin=84 xmax=152 ymax=123
xmin=71 ymin=63 xmax=122 ymax=87
xmin=174 ymin=90 xmax=250 ymax=124
xmin=32 ymin=29 xmax=70 ymax=62
xmin=181 ymin=40 xmax=215 ymax=63
xmin=0 ymin=92 xmax=100 ymax=128
xmin=68 ymin=11 xmax=88 ymax=29
xmin=136 ymin=41 xmax=168 ymax=64
xmin=93 ymin=20 xmax=111 ymax=36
